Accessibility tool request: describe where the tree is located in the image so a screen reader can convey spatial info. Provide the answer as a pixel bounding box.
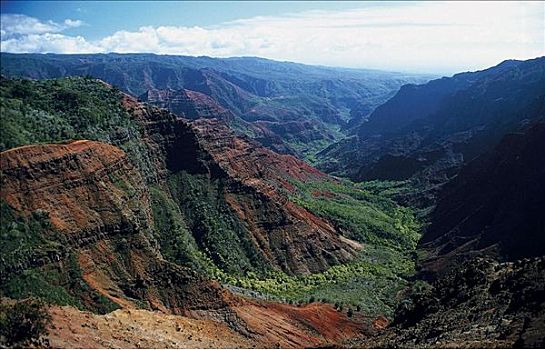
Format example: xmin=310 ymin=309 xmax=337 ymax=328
xmin=0 ymin=299 xmax=52 ymax=348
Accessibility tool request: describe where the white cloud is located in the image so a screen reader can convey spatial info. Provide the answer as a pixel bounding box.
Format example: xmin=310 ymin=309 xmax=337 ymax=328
xmin=0 ymin=14 xmax=84 ymax=40
xmin=64 ymin=19 xmax=84 ymax=28
xmin=1 ymin=14 xmax=60 ymax=37
xmin=1 ymin=33 xmax=101 ymax=54
xmin=1 ymin=2 xmax=544 ymax=73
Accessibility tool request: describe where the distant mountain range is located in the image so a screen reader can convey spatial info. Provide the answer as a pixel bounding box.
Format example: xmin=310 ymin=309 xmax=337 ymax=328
xmin=318 ymin=57 xmax=545 ymax=185
xmin=0 ymin=53 xmax=431 ymax=159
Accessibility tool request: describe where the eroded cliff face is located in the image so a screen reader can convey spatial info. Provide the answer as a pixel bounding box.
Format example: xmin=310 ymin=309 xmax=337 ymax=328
xmin=0 ymin=75 xmax=376 ymax=348
xmin=188 ymin=119 xmax=361 ymax=274
xmin=0 ymin=118 xmax=368 ymax=349
xmin=139 ymin=88 xmax=235 ymax=122
xmin=0 ymin=140 xmax=231 ymax=314
xmin=1 ymin=80 xmax=361 ymax=312
xmin=122 ymin=93 xmax=360 ymax=275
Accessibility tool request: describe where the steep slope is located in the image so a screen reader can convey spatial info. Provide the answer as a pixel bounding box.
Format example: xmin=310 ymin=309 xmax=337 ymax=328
xmin=139 ymin=88 xmax=235 ymax=122
xmin=0 ymin=53 xmax=430 ymax=159
xmin=318 ymin=57 xmax=545 ymax=186
xmin=355 ymin=123 xmax=545 ymax=348
xmin=364 ymin=257 xmax=545 ymax=348
xmin=0 ymin=140 xmax=231 ymax=314
xmin=0 ymin=76 xmax=426 ymax=339
xmin=122 ymin=93 xmax=361 ymax=276
xmin=1 ymin=76 xmax=360 ymax=278
xmin=418 ymin=122 xmax=545 ymax=278
xmin=0 ymin=140 xmax=370 ymax=348
xmin=0 ymin=76 xmax=407 ymax=347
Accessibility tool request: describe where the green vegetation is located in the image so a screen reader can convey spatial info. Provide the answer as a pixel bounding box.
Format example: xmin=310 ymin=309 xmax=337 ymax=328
xmin=198 ymin=179 xmax=422 ymax=317
xmin=0 ymin=298 xmax=52 ymax=348
xmin=146 ymin=168 xmax=421 ymax=317
xmin=290 ymin=179 xmax=421 ymax=250
xmin=0 ymin=200 xmax=66 ymax=278
xmin=165 ymin=172 xmax=270 ymax=276
xmin=150 ymin=173 xmax=422 ymax=317
xmin=0 ymin=76 xmax=135 ymax=151
xmin=212 ymin=246 xmax=415 ymax=316
xmin=0 ymin=77 xmax=157 ymax=179
xmin=0 ymin=76 xmax=423 ymax=318
xmin=1 ymin=256 xmax=118 ymax=315
xmin=0 ymin=201 xmax=118 ymax=314
xmin=149 ymin=185 xmax=215 ymax=272
xmin=288 ymin=137 xmax=337 ymax=165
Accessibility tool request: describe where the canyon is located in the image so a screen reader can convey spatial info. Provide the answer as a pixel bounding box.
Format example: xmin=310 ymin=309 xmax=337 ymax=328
xmin=1 ymin=54 xmax=544 ymax=348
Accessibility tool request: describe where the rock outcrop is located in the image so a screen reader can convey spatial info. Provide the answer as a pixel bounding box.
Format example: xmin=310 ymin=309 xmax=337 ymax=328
xmin=139 ymin=88 xmax=235 ymax=122
xmin=0 ymin=137 xmax=368 ymax=347
xmin=44 ymin=299 xmax=370 ymax=349
xmin=0 ymin=140 xmax=231 ymax=313
xmin=188 ymin=119 xmax=361 ymax=274
xmin=122 ymin=93 xmax=360 ymax=275
xmin=364 ymin=257 xmax=545 ymax=348
xmin=1 ymin=78 xmax=362 ymax=310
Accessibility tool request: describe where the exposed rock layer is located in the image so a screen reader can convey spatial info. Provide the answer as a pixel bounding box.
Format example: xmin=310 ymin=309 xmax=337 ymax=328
xmin=0 ymin=140 xmax=231 ymax=313
xmin=123 ymin=93 xmax=360 ymax=275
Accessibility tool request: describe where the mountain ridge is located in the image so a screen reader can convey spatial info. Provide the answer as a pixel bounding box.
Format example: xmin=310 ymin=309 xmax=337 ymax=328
xmin=317 ymin=56 xmax=545 ymax=201
xmin=0 ymin=52 xmax=431 ymax=159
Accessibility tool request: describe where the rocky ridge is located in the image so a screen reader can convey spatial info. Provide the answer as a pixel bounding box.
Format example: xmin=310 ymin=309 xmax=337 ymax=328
xmin=122 ymin=93 xmax=361 ymax=275
xmin=318 ymin=57 xmax=545 ymax=189
xmin=419 ymin=122 xmax=545 ymax=278
xmin=0 ymin=140 xmax=231 ymax=314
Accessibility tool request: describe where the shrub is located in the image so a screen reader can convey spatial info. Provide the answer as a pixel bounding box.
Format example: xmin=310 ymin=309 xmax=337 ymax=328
xmin=0 ymin=299 xmax=52 ymax=348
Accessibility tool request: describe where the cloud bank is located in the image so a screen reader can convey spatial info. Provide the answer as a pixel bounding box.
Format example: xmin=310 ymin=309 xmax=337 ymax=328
xmin=1 ymin=2 xmax=544 ymax=72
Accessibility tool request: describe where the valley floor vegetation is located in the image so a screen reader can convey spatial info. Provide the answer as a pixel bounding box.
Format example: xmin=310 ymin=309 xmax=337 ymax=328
xmin=0 ymin=76 xmax=423 ymax=319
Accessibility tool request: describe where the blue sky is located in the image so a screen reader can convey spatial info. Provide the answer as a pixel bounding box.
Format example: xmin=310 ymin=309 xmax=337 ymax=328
xmin=1 ymin=1 xmax=386 ymax=40
xmin=1 ymin=1 xmax=544 ymax=74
